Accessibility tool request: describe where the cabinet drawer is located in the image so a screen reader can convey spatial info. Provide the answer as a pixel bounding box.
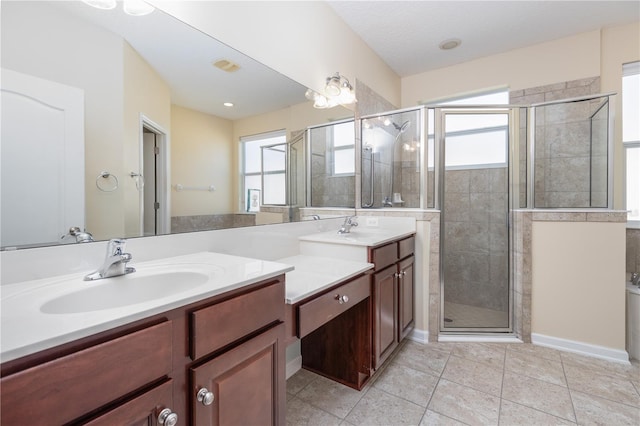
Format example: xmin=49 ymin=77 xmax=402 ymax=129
xmin=298 ymin=274 xmax=370 ymax=338
xmin=1 ymin=321 xmax=172 ymax=426
xmin=191 ymin=279 xmax=284 ymax=360
xmin=370 ymin=242 xmax=398 ymax=271
xmin=398 ymin=236 xmax=415 ymax=259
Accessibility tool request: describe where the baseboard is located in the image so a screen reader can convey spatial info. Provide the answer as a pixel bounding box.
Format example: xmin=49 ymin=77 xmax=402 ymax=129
xmin=407 ymin=328 xmax=429 ymax=344
xmin=286 ymin=355 xmax=302 ymax=379
xmin=531 ymin=333 xmax=630 ymax=364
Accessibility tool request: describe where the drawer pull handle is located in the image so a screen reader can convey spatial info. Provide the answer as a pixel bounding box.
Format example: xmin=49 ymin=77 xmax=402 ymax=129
xmin=158 ymin=408 xmax=178 ymax=426
xmin=197 ymin=387 xmax=215 ymax=406
xmin=336 ymin=294 xmax=349 ymax=304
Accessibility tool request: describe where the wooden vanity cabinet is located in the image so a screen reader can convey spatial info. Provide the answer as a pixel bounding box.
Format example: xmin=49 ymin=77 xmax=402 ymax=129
xmin=292 ymin=274 xmax=372 ymax=390
xmin=369 ymin=235 xmax=415 ymax=370
xmin=0 ymin=276 xmax=286 ymax=426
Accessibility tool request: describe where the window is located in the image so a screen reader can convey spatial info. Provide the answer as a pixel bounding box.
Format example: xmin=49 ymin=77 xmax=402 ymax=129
xmin=241 ymin=130 xmax=286 ymax=211
xmin=331 ymin=121 xmax=355 ymax=175
xmin=623 ymin=61 xmax=640 ymax=225
xmin=427 ymin=89 xmax=509 ymax=169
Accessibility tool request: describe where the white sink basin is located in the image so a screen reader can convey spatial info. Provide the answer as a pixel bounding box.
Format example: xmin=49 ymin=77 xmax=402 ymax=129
xmin=40 ymin=266 xmax=220 ymax=314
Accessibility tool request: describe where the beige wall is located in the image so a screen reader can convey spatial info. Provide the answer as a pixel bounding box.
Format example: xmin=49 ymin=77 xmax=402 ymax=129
xmin=1 ymin=1 xmax=125 ymax=240
xmin=601 ymin=22 xmax=640 ymax=209
xmin=171 ymin=105 xmax=234 ymax=216
xmin=150 ymin=0 xmax=400 ymax=106
xmin=532 ymin=221 xmax=626 ymax=350
xmin=123 ymin=43 xmax=172 ymax=236
xmin=401 ymin=30 xmax=601 ymax=105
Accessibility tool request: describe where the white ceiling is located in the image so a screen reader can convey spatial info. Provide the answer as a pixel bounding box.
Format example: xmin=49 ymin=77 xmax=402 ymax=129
xmin=45 ymin=1 xmax=639 ymax=119
xmin=327 ymin=0 xmax=640 ymax=77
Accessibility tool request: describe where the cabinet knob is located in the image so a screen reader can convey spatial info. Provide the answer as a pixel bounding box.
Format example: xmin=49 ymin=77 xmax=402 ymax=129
xmin=336 ymin=294 xmax=349 ymax=304
xmin=402 ymin=270 xmax=407 ymax=276
xmin=197 ymin=387 xmax=215 ymax=406
xmin=158 ymin=408 xmax=178 ymax=426
xmin=394 ymin=272 xmax=401 ymax=279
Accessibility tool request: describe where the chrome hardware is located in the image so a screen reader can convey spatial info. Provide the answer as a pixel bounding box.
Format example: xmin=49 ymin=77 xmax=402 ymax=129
xmin=336 ymin=294 xmax=349 ymax=304
xmin=197 ymin=388 xmax=215 ymax=406
xmin=402 ymin=270 xmax=407 ymax=276
xmin=631 ymin=272 xmax=640 ymax=286
xmin=337 ymin=216 xmax=358 ymax=234
xmin=84 ymin=238 xmax=135 ymax=281
xmin=158 ymin=408 xmax=178 ymax=426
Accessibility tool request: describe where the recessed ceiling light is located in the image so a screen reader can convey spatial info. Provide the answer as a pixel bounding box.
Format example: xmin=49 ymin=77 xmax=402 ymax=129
xmin=213 ymin=59 xmax=241 ymax=72
xmin=223 ymin=102 xmax=234 ymax=107
xmin=439 ymin=38 xmax=462 ymax=50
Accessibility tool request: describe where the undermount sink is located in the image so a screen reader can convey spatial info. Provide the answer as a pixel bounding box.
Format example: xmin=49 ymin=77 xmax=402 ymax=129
xmin=40 ymin=266 xmax=221 ymax=314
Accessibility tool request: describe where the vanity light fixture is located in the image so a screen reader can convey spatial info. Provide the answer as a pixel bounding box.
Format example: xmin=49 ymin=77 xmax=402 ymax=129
xmin=82 ymin=0 xmax=155 ymax=16
xmin=305 ymin=72 xmax=356 ymax=109
xmin=123 ymin=0 xmax=155 ymax=16
xmin=81 ymin=0 xmax=116 ymax=9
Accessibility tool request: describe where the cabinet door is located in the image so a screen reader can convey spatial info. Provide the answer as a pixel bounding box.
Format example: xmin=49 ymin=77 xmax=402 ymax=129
xmin=83 ymin=380 xmax=174 ymax=426
xmin=191 ymin=324 xmax=285 ymax=426
xmin=398 ymin=256 xmax=415 ymax=341
xmin=373 ymin=265 xmax=398 ymax=369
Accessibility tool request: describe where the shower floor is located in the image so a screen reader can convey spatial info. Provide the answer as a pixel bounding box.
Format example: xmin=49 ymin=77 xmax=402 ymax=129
xmin=443 ymin=301 xmax=508 ymax=329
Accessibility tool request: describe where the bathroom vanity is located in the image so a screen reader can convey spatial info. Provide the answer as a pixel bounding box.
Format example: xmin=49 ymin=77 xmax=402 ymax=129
xmin=288 ymin=230 xmax=416 ymax=390
xmin=0 ymin=253 xmax=292 ymax=426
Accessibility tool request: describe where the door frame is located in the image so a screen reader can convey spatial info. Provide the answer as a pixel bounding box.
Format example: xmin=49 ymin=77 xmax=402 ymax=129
xmin=138 ymin=114 xmax=170 ymax=236
xmin=436 ymin=107 xmax=516 ymax=334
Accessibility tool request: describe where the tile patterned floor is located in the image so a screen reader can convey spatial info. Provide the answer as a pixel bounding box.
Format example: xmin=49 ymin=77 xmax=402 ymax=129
xmin=286 ymin=341 xmax=640 ymax=425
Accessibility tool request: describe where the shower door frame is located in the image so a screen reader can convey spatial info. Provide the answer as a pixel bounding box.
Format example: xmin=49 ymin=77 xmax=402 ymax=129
xmin=435 ymin=106 xmax=520 ymax=334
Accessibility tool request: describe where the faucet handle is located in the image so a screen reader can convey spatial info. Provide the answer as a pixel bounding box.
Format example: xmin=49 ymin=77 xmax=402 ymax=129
xmin=106 ymin=238 xmax=126 ymax=255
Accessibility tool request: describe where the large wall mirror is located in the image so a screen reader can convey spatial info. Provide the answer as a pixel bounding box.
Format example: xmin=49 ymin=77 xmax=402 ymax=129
xmin=1 ymin=1 xmax=353 ymax=250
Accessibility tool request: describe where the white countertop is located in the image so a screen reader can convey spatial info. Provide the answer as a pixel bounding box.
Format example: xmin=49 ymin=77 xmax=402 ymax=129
xmin=298 ymin=227 xmax=415 ymax=247
xmin=0 ymin=252 xmax=293 ymax=363
xmin=279 ymin=255 xmax=374 ymax=304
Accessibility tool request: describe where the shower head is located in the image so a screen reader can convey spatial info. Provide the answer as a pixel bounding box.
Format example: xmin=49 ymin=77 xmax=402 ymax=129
xmin=393 ymin=120 xmax=410 ymax=134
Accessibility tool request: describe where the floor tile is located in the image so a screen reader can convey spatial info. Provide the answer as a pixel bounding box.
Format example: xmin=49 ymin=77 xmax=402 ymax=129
xmin=505 ymin=350 xmax=567 ymax=386
xmin=561 ymin=351 xmax=640 ymax=381
xmin=286 ymin=397 xmax=342 ymax=426
xmin=419 ymin=409 xmax=467 ymax=425
xmin=506 ymin=343 xmax=562 ymax=362
xmin=345 ymin=387 xmax=426 ymax=425
xmin=571 ymin=389 xmax=640 ymax=425
xmin=296 ymin=375 xmax=364 ymax=419
xmin=441 ymin=355 xmax=504 ymax=397
xmin=428 ymin=379 xmax=501 ymax=425
xmin=502 ymin=372 xmax=576 ymax=422
xmin=394 ymin=341 xmax=451 ymax=376
xmin=563 ymin=362 xmax=640 ymax=407
xmin=498 ymin=399 xmax=576 ymax=425
xmin=450 ymin=342 xmax=506 ymax=370
xmin=287 ymin=368 xmax=318 ymax=395
xmin=373 ymin=362 xmax=439 ymax=407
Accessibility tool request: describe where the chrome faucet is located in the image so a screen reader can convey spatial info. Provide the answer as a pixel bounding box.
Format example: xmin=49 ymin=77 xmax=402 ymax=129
xmin=382 ymin=196 xmax=393 ymax=207
xmin=84 ymin=238 xmax=135 ymax=281
xmin=338 ymin=216 xmax=358 ymax=234
xmin=631 ymin=272 xmax=640 ymax=286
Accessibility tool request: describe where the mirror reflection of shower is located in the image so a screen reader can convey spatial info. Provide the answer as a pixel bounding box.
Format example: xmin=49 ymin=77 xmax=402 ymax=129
xmin=361 ymin=108 xmax=423 ymax=208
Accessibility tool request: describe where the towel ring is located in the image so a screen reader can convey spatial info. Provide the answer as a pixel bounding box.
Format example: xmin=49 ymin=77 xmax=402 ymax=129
xmin=96 ymin=171 xmax=119 ymax=192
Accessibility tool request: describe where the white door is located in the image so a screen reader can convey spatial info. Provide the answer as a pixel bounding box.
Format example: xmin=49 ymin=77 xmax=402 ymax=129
xmin=1 ymin=69 xmax=85 ymax=247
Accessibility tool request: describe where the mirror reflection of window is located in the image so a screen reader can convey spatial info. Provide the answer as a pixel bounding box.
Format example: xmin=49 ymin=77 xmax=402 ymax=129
xmin=332 ymin=121 xmax=356 ymax=176
xmin=241 ymin=131 xmax=286 ymax=211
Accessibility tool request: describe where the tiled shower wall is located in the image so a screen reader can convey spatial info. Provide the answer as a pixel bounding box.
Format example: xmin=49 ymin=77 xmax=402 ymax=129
xmin=510 ymin=77 xmax=606 ymax=208
xmin=443 ymin=167 xmax=509 ymax=312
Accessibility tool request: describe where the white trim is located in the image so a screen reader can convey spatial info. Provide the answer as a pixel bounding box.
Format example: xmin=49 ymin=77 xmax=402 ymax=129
xmin=286 ymin=355 xmax=302 ymax=379
xmin=439 ymin=334 xmax=522 ymax=343
xmin=531 ymin=333 xmax=630 ymax=364
xmin=623 ymin=61 xmax=640 ymax=77
xmin=407 ymin=328 xmax=429 ymax=344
